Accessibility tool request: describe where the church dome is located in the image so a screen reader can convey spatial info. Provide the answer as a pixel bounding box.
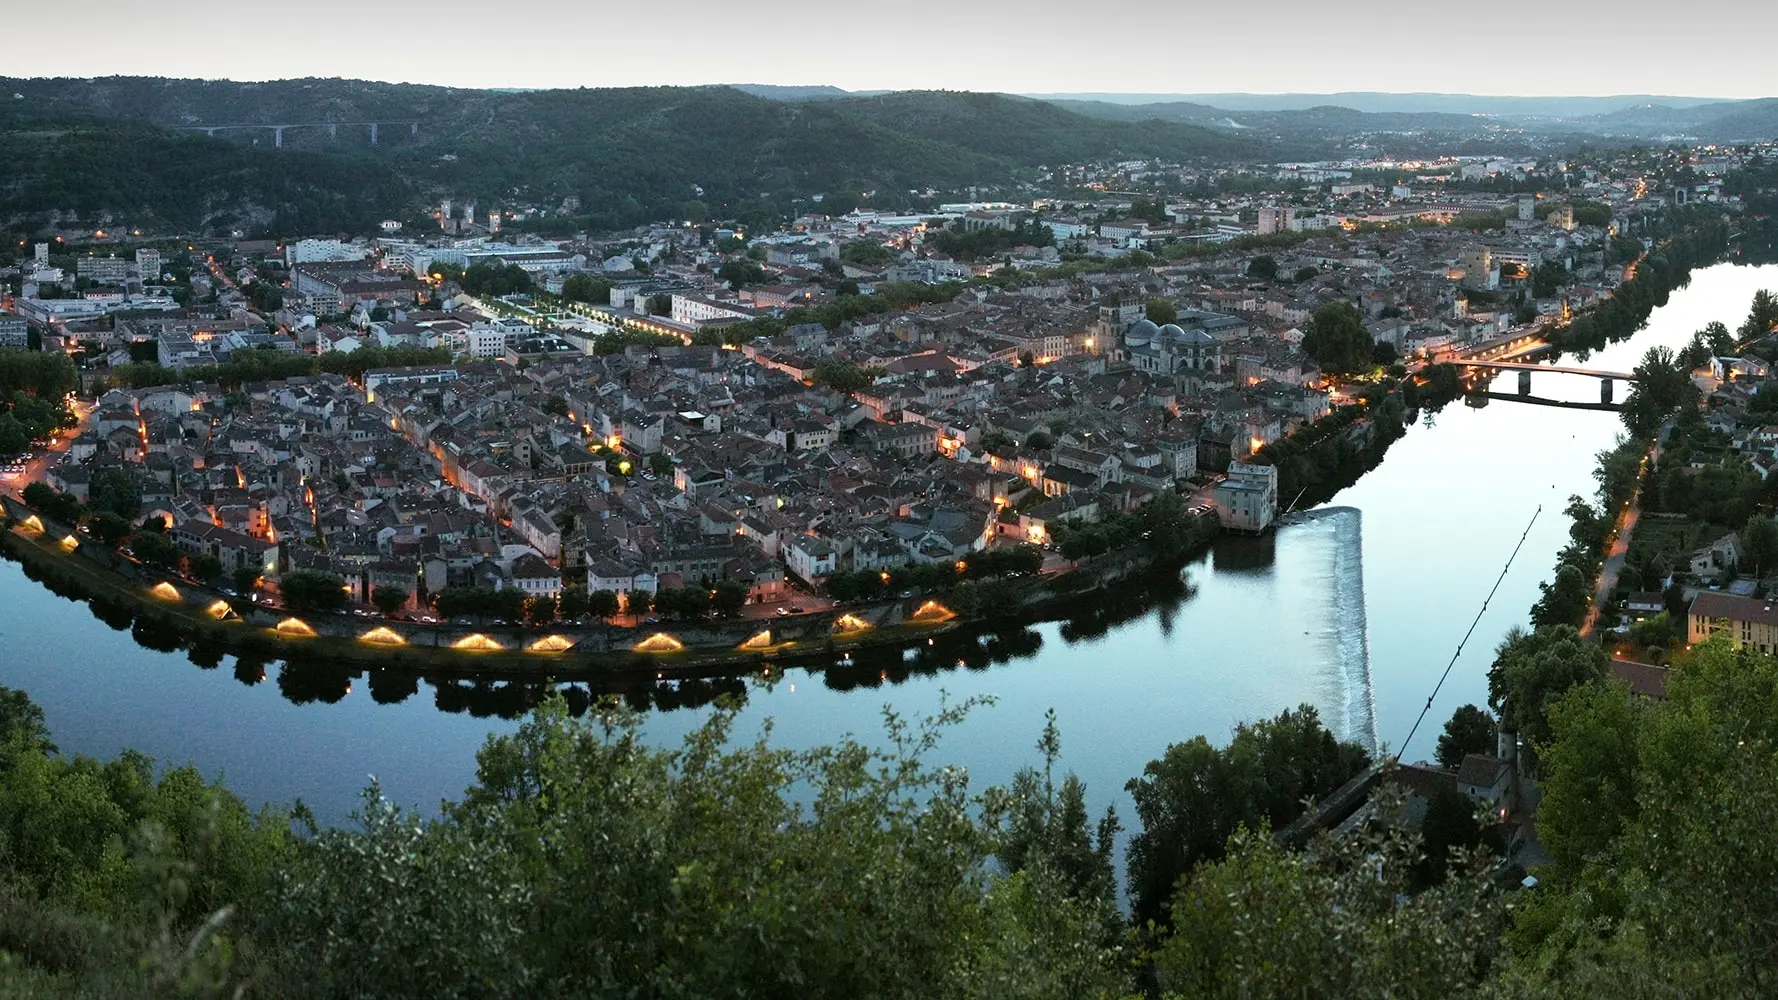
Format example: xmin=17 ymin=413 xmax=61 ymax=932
xmin=1159 ymin=323 xmax=1187 ymax=342
xmin=1126 ymin=318 xmax=1160 ymax=346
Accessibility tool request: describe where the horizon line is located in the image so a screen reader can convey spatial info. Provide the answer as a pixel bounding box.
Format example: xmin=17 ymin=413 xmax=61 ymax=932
xmin=0 ymin=74 xmax=1765 ymax=103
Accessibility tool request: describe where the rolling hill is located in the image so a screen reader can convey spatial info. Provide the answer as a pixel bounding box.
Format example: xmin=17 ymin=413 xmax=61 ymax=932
xmin=0 ymin=78 xmax=1260 ymax=235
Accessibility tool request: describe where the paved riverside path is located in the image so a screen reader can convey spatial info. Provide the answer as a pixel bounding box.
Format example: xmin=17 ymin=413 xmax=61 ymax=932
xmin=1580 ymin=437 xmax=1660 ymax=638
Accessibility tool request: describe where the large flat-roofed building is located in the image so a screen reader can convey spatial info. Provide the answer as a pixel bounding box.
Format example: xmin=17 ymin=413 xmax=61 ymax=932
xmin=76 ymin=256 xmax=129 ymax=285
xmin=1687 ymin=591 xmax=1778 ymax=652
xmin=1214 ymin=461 xmax=1278 ymax=533
xmin=0 ymin=312 xmax=27 ymax=348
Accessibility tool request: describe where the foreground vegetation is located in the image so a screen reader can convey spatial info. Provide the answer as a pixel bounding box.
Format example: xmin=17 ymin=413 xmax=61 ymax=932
xmin=1 ymin=618 xmax=1772 ymax=996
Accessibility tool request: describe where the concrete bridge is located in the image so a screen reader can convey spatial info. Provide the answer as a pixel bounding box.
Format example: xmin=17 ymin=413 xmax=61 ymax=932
xmin=1456 ymin=358 xmax=1638 ymax=404
xmin=1474 ymin=391 xmax=1624 ymax=413
xmin=177 ymin=121 xmax=421 ymax=148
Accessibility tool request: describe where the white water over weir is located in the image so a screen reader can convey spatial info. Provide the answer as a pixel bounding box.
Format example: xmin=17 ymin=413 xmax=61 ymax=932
xmin=1288 ymin=506 xmax=1380 ymax=753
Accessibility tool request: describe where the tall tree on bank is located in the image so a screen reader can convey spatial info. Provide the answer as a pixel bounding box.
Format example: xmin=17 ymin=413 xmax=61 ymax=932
xmin=1125 ymin=704 xmax=1369 ymax=926
xmin=1301 ymin=301 xmax=1375 ymax=375
xmin=1436 ymin=704 xmax=1498 ymax=769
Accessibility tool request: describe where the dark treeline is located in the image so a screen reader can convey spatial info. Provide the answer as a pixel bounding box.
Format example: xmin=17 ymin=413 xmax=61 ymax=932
xmin=103 ymin=344 xmax=454 ymax=391
xmin=1544 ymin=211 xmax=1732 ymax=355
xmin=1254 ymin=363 xmax=1465 ymax=507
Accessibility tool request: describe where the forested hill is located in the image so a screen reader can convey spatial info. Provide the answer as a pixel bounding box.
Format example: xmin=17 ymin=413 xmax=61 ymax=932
xmin=0 ymin=78 xmax=1258 ymax=234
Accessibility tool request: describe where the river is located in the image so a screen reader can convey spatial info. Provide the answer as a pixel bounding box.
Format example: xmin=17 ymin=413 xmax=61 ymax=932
xmin=1 ymin=261 xmax=1774 ymax=830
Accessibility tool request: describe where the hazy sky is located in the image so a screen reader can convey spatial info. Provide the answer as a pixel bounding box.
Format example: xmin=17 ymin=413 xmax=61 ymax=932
xmin=17 ymin=0 xmax=1775 ymax=98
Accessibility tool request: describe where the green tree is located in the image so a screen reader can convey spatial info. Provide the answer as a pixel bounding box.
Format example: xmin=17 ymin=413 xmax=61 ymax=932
xmin=1743 ymin=514 xmax=1778 ymax=578
xmin=372 ymin=585 xmax=409 ymax=616
xmin=1621 ymin=345 xmax=1695 ymax=436
xmin=1156 ymin=803 xmax=1502 ymax=999
xmin=1535 ymin=678 xmax=1643 ymax=872
xmin=280 ymin=570 xmax=348 ymax=614
xmin=1497 ymin=638 xmax=1778 ymax=995
xmin=1435 ymin=704 xmax=1498 ymax=770
xmin=1246 ymin=255 xmax=1279 ymax=281
xmin=432 ymin=587 xmax=486 ymax=621
xmin=265 ymin=700 xmax=1132 ymax=999
xmin=556 ymin=586 xmax=591 ymax=621
xmin=1739 ymin=287 xmax=1778 ymax=341
xmin=459 ymin=262 xmax=533 ymax=298
xmin=626 ymin=589 xmax=653 ymax=617
xmin=560 ymin=273 xmax=613 ymax=305
xmin=129 ymin=529 xmax=179 ymax=569
xmin=811 ymin=358 xmax=880 ymax=394
xmin=987 ymin=710 xmax=1120 ymax=916
xmin=524 ymin=594 xmax=558 ymax=626
xmin=840 ymin=240 xmax=893 ymax=266
xmin=0 ymin=685 xmax=53 ymax=752
xmin=1533 ymin=260 xmax=1568 ymax=298
xmin=1301 ymin=301 xmax=1375 ymax=375
xmin=1145 ymin=298 xmax=1178 ymax=325
xmin=86 ymin=511 xmax=130 ymax=547
xmin=710 ymin=581 xmax=748 ymax=617
xmin=488 ymin=587 xmax=528 ymax=623
xmin=187 ymin=552 xmax=224 ymax=583
xmin=1487 ymin=625 xmax=1610 ymax=756
xmin=717 ymin=259 xmax=768 ymax=288
xmin=1414 ymin=782 xmax=1486 ymax=889
xmin=587 ymin=589 xmax=621 ymax=620
xmin=1125 ymin=704 xmax=1369 ymax=926
xmin=1530 ymin=564 xmax=1593 ymax=628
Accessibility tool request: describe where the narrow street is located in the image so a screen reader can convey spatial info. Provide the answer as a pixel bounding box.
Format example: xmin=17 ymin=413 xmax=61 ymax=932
xmin=1580 ymin=439 xmax=1658 ymax=637
xmin=3 ymin=397 xmax=91 ymax=500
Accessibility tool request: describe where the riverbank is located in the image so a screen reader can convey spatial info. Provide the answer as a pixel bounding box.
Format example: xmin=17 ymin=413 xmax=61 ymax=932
xmin=0 ymin=492 xmax=1224 ymax=689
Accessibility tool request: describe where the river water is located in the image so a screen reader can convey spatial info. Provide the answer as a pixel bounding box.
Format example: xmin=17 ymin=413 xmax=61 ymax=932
xmin=2 ymin=262 xmax=1774 ymax=828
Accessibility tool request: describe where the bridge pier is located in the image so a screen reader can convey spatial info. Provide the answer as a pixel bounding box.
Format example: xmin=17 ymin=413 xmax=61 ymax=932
xmin=1601 ymin=377 xmax=1614 ymax=404
xmin=1518 ymin=369 xmax=1532 ymax=396
xmin=274 ymin=126 xmax=284 ymax=148
xmin=328 ymin=123 xmax=338 ymax=142
xmin=410 ymin=122 xmax=418 ymax=136
xmin=370 ymin=122 xmax=378 ymax=145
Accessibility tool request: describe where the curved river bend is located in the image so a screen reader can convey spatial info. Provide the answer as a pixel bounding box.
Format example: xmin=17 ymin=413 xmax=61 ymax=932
xmin=2 ymin=262 xmax=1773 ymax=829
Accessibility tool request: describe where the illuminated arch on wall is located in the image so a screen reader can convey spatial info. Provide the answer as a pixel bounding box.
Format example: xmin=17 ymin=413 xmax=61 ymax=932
xmin=832 ymin=613 xmax=872 ymax=634
xmin=910 ymin=600 xmax=955 ymax=622
xmin=634 ymin=632 xmax=685 ymax=653
xmin=452 ymin=633 xmax=505 ymax=651
xmin=275 ymin=618 xmax=315 ymax=637
xmin=359 ymin=627 xmax=406 ymax=645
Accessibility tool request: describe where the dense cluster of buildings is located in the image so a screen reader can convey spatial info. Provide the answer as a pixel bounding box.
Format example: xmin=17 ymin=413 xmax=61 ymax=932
xmin=7 ymin=145 xmax=1754 ymax=612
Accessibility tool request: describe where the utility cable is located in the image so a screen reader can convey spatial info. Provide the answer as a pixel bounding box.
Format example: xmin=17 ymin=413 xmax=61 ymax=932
xmin=1394 ymin=504 xmax=1541 ymax=762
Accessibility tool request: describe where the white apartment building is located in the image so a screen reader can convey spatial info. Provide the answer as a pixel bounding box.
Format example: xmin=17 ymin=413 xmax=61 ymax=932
xmin=76 ymin=256 xmax=129 ymax=285
xmin=285 ymin=238 xmax=369 ymax=267
xmin=670 ymin=294 xmax=756 ymax=328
